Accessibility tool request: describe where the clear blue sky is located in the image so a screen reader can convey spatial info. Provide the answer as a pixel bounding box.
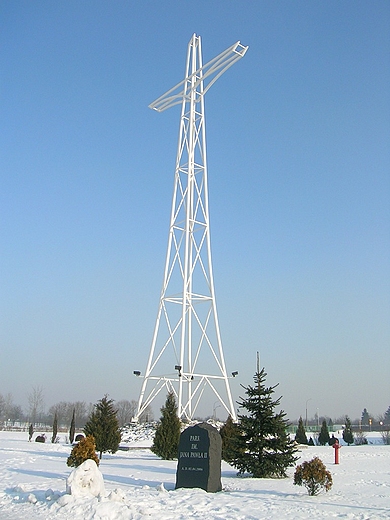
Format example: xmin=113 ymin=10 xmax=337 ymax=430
xmin=1 ymin=1 xmax=389 ymax=422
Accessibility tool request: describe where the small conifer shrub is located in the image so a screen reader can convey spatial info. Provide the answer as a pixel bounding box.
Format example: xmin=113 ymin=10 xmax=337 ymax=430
xmin=318 ymin=420 xmax=330 ymax=445
xmin=67 ymin=435 xmax=99 ymax=468
xmin=69 ymin=408 xmax=76 ymax=444
xmin=342 ymin=416 xmax=354 ymax=446
xmin=219 ymin=415 xmax=241 ymax=463
xmin=295 ymin=417 xmax=308 ymax=445
xmin=51 ymin=412 xmax=58 ymax=443
xmin=294 ymin=456 xmax=333 ymax=496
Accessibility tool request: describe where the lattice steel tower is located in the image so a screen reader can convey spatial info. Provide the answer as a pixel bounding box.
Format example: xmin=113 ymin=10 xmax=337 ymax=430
xmin=134 ymin=35 xmax=248 ymax=422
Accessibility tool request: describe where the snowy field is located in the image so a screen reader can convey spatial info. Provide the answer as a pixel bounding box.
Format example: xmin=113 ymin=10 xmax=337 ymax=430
xmin=0 ymin=430 xmax=389 ymax=519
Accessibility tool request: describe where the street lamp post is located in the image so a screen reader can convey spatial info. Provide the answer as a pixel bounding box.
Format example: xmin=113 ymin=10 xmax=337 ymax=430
xmin=213 ymin=402 xmax=221 ymax=421
xmin=305 ymin=398 xmax=312 ymax=428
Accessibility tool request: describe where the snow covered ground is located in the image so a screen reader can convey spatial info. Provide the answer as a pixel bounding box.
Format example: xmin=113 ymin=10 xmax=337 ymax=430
xmin=0 ymin=430 xmax=389 ymax=519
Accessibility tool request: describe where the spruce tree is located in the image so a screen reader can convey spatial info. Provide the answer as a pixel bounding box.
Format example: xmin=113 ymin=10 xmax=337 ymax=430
xmin=318 ymin=419 xmax=330 ymax=445
xmin=342 ymin=415 xmax=354 ymax=445
xmin=151 ymin=392 xmax=181 ymax=460
xmin=384 ymin=406 xmax=390 ymax=426
xmin=84 ymin=395 xmax=121 ymax=459
xmin=219 ymin=415 xmax=241 ymax=463
xmin=69 ymin=409 xmax=75 ymax=444
xmin=230 ymin=368 xmax=298 ymax=478
xmin=51 ymin=412 xmax=58 ymax=443
xmin=361 ymin=408 xmax=370 ymax=426
xmin=295 ymin=416 xmax=308 ymax=445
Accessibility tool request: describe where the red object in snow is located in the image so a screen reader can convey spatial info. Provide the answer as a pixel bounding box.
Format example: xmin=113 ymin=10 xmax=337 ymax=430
xmin=333 ymin=440 xmax=341 ymax=464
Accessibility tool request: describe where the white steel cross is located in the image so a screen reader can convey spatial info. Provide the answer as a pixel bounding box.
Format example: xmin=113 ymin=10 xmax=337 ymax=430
xmin=134 ymin=34 xmax=248 ymax=422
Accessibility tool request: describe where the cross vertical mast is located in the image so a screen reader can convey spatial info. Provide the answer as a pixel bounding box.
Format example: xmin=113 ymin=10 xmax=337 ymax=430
xmin=134 ymin=35 xmax=248 ymax=422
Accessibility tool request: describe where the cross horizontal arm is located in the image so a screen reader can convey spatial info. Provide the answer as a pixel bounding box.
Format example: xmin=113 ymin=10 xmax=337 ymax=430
xmin=149 ymin=39 xmax=248 ymax=112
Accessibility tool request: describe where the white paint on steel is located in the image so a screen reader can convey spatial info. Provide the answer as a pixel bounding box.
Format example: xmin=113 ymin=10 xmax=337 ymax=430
xmin=135 ymin=34 xmax=247 ymax=422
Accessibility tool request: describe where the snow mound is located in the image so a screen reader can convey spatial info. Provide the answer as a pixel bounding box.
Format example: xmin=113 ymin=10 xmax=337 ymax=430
xmin=107 ymin=488 xmax=126 ymax=502
xmin=66 ymin=459 xmax=105 ymax=497
xmin=120 ymin=422 xmax=156 ymax=445
xmin=119 ymin=419 xmax=224 ymax=447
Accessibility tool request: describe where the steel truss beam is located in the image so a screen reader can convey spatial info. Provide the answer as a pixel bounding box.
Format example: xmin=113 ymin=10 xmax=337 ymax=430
xmin=134 ymin=34 xmax=247 ymax=422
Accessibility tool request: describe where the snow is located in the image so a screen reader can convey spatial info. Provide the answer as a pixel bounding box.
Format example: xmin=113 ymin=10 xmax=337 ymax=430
xmin=66 ymin=459 xmax=105 ymax=497
xmin=0 ymin=430 xmax=389 ymax=519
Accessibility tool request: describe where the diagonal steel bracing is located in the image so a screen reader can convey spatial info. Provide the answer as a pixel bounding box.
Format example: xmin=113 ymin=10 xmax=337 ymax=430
xmin=134 ymin=34 xmax=248 ymax=422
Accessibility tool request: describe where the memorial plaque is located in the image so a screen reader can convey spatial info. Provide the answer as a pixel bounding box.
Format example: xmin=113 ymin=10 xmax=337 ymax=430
xmin=175 ymin=422 xmax=222 ymax=492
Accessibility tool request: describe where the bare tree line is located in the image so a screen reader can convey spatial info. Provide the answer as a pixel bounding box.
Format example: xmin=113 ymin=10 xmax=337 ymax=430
xmin=0 ymin=386 xmax=153 ymax=428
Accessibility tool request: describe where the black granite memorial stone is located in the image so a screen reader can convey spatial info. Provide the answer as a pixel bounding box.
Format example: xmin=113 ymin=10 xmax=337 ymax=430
xmin=175 ymin=422 xmax=222 ymax=492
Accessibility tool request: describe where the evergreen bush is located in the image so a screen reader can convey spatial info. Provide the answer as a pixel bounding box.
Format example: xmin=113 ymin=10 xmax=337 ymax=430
xmin=361 ymin=408 xmax=370 ymax=426
xmin=318 ymin=420 xmax=330 ymax=445
xmin=295 ymin=417 xmax=308 ymax=444
xmin=384 ymin=405 xmax=390 ymax=426
xmin=219 ymin=415 xmax=241 ymax=463
xmin=342 ymin=416 xmax=354 ymax=445
xmin=67 ymin=435 xmax=99 ymax=467
xmin=151 ymin=392 xmax=181 ymax=460
xmin=294 ymin=456 xmax=333 ymax=496
xmin=69 ymin=409 xmax=75 ymax=444
xmin=28 ymin=424 xmax=34 ymax=442
xmin=51 ymin=412 xmax=58 ymax=443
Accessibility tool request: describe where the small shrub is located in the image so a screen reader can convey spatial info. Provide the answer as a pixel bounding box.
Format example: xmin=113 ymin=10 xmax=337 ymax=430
xmin=342 ymin=416 xmax=354 ymax=445
xmin=69 ymin=409 xmax=76 ymax=444
xmin=295 ymin=417 xmax=308 ymax=445
xmin=294 ymin=457 xmax=333 ymax=496
xmin=381 ymin=430 xmax=390 ymax=445
xmin=67 ymin=435 xmax=99 ymax=468
xmin=219 ymin=415 xmax=241 ymax=463
xmin=52 ymin=412 xmax=58 ymax=443
xmin=318 ymin=420 xmax=330 ymax=445
xmin=354 ymin=431 xmax=368 ymax=445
